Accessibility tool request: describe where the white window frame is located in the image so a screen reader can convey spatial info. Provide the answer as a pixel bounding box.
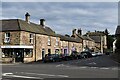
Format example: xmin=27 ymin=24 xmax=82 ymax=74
xmin=48 ymin=36 xmax=51 ymax=46
xmin=30 ymin=34 xmax=33 ymax=44
xmin=56 ymin=37 xmax=59 ymax=46
xmin=4 ymin=32 xmax=10 ymax=43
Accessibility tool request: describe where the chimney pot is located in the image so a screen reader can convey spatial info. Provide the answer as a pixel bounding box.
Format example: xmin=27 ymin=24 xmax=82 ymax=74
xmin=78 ymin=28 xmax=82 ymax=36
xmin=25 ymin=12 xmax=30 ymax=23
xmin=40 ymin=19 xmax=45 ymax=26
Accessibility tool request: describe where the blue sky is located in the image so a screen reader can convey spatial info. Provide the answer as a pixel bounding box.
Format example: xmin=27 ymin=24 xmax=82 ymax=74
xmin=1 ymin=2 xmax=118 ymax=35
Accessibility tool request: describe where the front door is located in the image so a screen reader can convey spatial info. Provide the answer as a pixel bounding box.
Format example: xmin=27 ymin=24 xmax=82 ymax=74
xmin=15 ymin=49 xmax=24 ymax=62
xmin=42 ymin=49 xmax=45 ymax=61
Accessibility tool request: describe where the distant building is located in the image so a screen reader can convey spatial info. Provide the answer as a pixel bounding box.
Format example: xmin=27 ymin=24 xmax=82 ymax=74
xmin=85 ymin=31 xmax=107 ymax=53
xmin=113 ymin=25 xmax=120 ymax=52
xmin=71 ymin=28 xmax=95 ymax=52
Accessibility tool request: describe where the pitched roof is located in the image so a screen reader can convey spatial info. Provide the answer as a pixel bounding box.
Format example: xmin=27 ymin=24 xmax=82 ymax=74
xmin=116 ymin=25 xmax=120 ymax=35
xmin=89 ymin=36 xmax=101 ymax=43
xmin=76 ymin=34 xmax=94 ymax=41
xmin=57 ymin=34 xmax=82 ymax=43
xmin=82 ymin=36 xmax=94 ymax=41
xmin=1 ymin=19 xmax=57 ymax=37
xmin=86 ymin=31 xmax=106 ymax=36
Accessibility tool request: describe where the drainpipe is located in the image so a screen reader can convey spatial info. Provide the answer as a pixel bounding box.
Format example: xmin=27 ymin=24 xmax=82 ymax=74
xmin=34 ymin=34 xmax=36 ymax=62
xmin=100 ymin=36 xmax=103 ymax=53
xmin=68 ymin=41 xmax=70 ymax=55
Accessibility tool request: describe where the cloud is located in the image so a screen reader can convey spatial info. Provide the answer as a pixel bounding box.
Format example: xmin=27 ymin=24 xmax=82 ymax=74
xmin=1 ymin=2 xmax=118 ymax=35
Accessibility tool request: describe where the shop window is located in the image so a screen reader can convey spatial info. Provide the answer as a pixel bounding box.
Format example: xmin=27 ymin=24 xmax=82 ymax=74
xmin=30 ymin=34 xmax=33 ymax=44
xmin=4 ymin=32 xmax=10 ymax=43
xmin=2 ymin=49 xmax=13 ymax=58
xmin=48 ymin=36 xmax=51 ymax=46
xmin=24 ymin=49 xmax=33 ymax=58
xmin=56 ymin=37 xmax=59 ymax=46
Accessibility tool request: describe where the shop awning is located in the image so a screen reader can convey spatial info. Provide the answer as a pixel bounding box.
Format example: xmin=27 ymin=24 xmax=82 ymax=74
xmin=0 ymin=45 xmax=33 ymax=48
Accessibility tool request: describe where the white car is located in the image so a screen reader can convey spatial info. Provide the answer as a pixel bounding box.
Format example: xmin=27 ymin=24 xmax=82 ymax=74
xmin=96 ymin=52 xmax=103 ymax=56
xmin=91 ymin=52 xmax=97 ymax=57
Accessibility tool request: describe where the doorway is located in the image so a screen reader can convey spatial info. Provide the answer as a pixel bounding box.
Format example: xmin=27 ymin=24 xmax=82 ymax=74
xmin=15 ymin=49 xmax=24 ymax=62
xmin=42 ymin=49 xmax=45 ymax=61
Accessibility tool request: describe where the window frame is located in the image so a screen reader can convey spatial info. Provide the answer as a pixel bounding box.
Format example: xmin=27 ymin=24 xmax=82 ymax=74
xmin=29 ymin=33 xmax=34 ymax=44
xmin=56 ymin=37 xmax=59 ymax=46
xmin=4 ymin=32 xmax=10 ymax=43
xmin=48 ymin=36 xmax=51 ymax=46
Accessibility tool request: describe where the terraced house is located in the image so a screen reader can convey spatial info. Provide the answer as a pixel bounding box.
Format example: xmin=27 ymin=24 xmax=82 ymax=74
xmin=71 ymin=29 xmax=95 ymax=52
xmin=0 ymin=13 xmax=62 ymax=63
xmin=0 ymin=13 xmax=83 ymax=63
xmin=85 ymin=31 xmax=107 ymax=53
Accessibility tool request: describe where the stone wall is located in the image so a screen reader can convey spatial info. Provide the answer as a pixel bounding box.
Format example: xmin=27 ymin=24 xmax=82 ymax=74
xmin=1 ymin=31 xmax=20 ymax=45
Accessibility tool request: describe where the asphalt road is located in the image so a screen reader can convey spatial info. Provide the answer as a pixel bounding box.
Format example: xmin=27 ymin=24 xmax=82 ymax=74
xmin=1 ymin=55 xmax=120 ymax=80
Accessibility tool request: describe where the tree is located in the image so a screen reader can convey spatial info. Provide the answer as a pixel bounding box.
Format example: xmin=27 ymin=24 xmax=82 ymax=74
xmin=104 ymin=29 xmax=109 ymax=35
xmin=115 ymin=37 xmax=120 ymax=49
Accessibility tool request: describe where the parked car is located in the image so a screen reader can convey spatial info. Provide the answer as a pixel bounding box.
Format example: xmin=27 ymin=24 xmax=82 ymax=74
xmin=91 ymin=52 xmax=97 ymax=57
xmin=59 ymin=54 xmax=70 ymax=61
xmin=43 ymin=54 xmax=61 ymax=63
xmin=70 ymin=51 xmax=80 ymax=60
xmin=96 ymin=52 xmax=103 ymax=56
xmin=80 ymin=51 xmax=92 ymax=58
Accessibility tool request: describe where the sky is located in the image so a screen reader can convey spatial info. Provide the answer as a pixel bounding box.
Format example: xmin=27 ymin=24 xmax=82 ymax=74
xmin=1 ymin=2 xmax=118 ymax=35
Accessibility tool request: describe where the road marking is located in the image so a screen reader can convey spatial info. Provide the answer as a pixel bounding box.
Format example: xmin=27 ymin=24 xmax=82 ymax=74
xmin=90 ymin=67 xmax=98 ymax=69
xmin=79 ymin=66 xmax=87 ymax=69
xmin=56 ymin=64 xmax=64 ymax=67
xmin=88 ymin=62 xmax=96 ymax=65
xmin=56 ymin=64 xmax=70 ymax=68
xmin=2 ymin=73 xmax=43 ymax=79
xmin=100 ymin=67 xmax=110 ymax=70
xmin=22 ymin=72 xmax=69 ymax=78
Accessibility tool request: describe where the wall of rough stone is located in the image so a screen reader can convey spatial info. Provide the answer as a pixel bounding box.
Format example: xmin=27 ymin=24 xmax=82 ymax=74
xmin=1 ymin=31 xmax=20 ymax=45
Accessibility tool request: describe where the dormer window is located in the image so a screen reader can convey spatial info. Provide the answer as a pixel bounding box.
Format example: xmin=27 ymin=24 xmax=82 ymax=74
xmin=56 ymin=37 xmax=59 ymax=46
xmin=30 ymin=33 xmax=33 ymax=44
xmin=48 ymin=36 xmax=51 ymax=46
xmin=4 ymin=32 xmax=10 ymax=43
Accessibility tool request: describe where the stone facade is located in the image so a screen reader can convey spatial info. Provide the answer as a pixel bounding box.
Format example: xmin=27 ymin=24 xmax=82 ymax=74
xmin=0 ymin=30 xmax=62 ymax=63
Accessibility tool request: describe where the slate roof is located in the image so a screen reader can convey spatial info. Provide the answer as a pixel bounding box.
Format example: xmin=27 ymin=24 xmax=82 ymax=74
xmin=82 ymin=36 xmax=94 ymax=41
xmin=89 ymin=36 xmax=101 ymax=43
xmin=1 ymin=19 xmax=56 ymax=36
xmin=116 ymin=25 xmax=120 ymax=35
xmin=75 ymin=34 xmax=94 ymax=41
xmin=86 ymin=31 xmax=106 ymax=36
xmin=57 ymin=34 xmax=82 ymax=43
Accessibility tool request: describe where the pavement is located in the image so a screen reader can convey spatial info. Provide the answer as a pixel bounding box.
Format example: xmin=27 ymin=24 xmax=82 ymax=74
xmin=1 ymin=55 xmax=120 ymax=80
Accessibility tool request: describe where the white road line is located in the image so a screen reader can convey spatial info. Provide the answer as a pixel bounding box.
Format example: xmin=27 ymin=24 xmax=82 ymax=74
xmin=79 ymin=66 xmax=87 ymax=69
xmin=88 ymin=62 xmax=96 ymax=65
xmin=21 ymin=72 xmax=69 ymax=78
xmin=90 ymin=67 xmax=98 ymax=69
xmin=100 ymin=67 xmax=110 ymax=70
xmin=2 ymin=73 xmax=43 ymax=79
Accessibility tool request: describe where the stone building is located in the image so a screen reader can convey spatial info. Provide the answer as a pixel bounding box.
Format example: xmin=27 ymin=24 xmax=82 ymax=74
xmin=0 ymin=12 xmax=83 ymax=63
xmin=71 ymin=29 xmax=95 ymax=52
xmin=86 ymin=31 xmax=107 ymax=53
xmin=58 ymin=34 xmax=82 ymax=55
xmin=0 ymin=13 xmax=61 ymax=63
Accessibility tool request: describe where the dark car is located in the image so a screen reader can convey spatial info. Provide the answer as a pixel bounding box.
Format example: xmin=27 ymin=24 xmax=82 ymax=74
xmin=59 ymin=54 xmax=71 ymax=61
xmin=80 ymin=51 xmax=92 ymax=58
xmin=70 ymin=51 xmax=81 ymax=60
xmin=44 ymin=54 xmax=61 ymax=63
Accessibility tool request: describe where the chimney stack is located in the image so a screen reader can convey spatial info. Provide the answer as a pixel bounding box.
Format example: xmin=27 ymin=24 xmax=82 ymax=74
xmin=25 ymin=12 xmax=30 ymax=23
xmin=72 ymin=29 xmax=77 ymax=36
xmin=40 ymin=19 xmax=45 ymax=26
xmin=77 ymin=28 xmax=82 ymax=36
